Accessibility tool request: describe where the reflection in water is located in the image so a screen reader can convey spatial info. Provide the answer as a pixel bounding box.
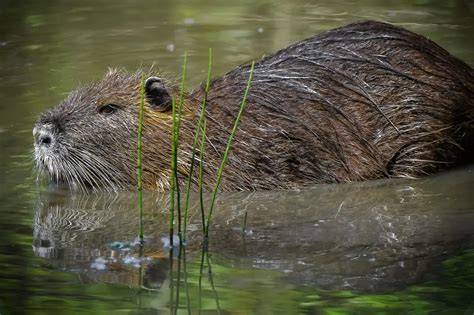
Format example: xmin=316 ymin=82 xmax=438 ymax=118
xmin=33 ymin=167 xmax=474 ymax=294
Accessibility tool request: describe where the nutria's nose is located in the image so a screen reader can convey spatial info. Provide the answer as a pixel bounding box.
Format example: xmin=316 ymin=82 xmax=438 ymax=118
xmin=33 ymin=125 xmax=55 ymax=148
xmin=39 ymin=134 xmax=52 ymax=146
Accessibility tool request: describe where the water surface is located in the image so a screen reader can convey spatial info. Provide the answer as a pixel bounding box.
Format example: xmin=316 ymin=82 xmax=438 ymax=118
xmin=1 ymin=0 xmax=473 ymax=314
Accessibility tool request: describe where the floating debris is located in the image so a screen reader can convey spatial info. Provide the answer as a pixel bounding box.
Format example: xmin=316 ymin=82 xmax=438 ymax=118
xmin=123 ymin=254 xmax=141 ymax=268
xmin=183 ymin=18 xmax=195 ymax=25
xmin=110 ymin=241 xmax=131 ymax=250
xmin=166 ymin=43 xmax=175 ymax=52
xmin=91 ymin=257 xmax=107 ymax=270
xmin=161 ymin=234 xmax=180 ymax=251
xmin=110 ymin=237 xmax=146 ymax=251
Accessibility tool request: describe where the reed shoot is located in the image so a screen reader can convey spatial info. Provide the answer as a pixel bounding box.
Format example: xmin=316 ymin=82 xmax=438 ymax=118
xmin=137 ymin=74 xmax=145 ymax=245
xmin=198 ymin=119 xmax=207 ymax=236
xmin=176 ymin=52 xmax=188 ymax=244
xmin=183 ymin=48 xmax=213 ymax=243
xmin=138 ymin=52 xmax=255 ymax=313
xmin=204 ymin=61 xmax=255 ymax=238
xmin=169 ymin=96 xmax=178 ymax=245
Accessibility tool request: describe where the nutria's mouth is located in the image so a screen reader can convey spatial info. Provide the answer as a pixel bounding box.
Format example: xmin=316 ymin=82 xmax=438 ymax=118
xmin=45 ymin=172 xmax=95 ymax=191
xmin=35 ymin=160 xmax=119 ymax=192
xmin=46 ymin=176 xmax=93 ymax=191
xmin=34 ymin=154 xmax=89 ymax=191
xmin=34 ymin=145 xmax=124 ymax=192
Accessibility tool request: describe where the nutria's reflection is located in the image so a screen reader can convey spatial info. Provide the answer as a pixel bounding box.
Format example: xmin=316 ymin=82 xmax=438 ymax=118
xmin=33 ymin=168 xmax=474 ymax=292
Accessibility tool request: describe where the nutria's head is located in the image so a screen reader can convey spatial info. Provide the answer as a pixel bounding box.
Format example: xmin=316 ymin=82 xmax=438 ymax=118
xmin=33 ymin=69 xmax=189 ymax=191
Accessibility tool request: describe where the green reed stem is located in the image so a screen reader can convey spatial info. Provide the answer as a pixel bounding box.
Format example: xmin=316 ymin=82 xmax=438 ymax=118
xmin=197 ymin=243 xmax=205 ymax=315
xmin=168 ymin=96 xmax=177 ymax=313
xmin=175 ymin=247 xmax=182 ymax=315
xmin=183 ymin=48 xmax=212 ymax=243
xmin=175 ymin=52 xmax=187 ymax=244
xmin=242 ymin=211 xmax=248 ymax=234
xmin=169 ymin=261 xmax=174 ymax=315
xmin=137 ymin=74 xmax=145 ymax=245
xmin=206 ymin=251 xmax=222 ymax=314
xmin=198 ymin=119 xmax=207 ymax=236
xmin=182 ymin=246 xmax=191 ymax=315
xmin=169 ymin=52 xmax=188 ymax=312
xmin=169 ymin=96 xmax=177 ymax=246
xmin=136 ymin=77 xmax=146 ymax=309
xmin=197 ymin=250 xmax=222 ymax=314
xmin=204 ymin=61 xmax=255 ymax=238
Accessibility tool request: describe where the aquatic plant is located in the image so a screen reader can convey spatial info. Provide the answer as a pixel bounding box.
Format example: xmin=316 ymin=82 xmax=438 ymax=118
xmin=137 ymin=74 xmax=146 ymax=245
xmin=137 ymin=49 xmax=254 ymax=314
xmin=204 ymin=60 xmax=255 ymax=240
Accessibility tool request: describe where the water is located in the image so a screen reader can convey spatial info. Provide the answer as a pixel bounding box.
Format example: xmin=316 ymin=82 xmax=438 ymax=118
xmin=1 ymin=0 xmax=473 ymax=313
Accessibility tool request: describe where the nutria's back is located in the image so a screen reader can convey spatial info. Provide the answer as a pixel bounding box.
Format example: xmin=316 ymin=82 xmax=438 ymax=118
xmin=33 ymin=21 xmax=474 ymax=192
xmin=191 ymin=21 xmax=474 ymax=190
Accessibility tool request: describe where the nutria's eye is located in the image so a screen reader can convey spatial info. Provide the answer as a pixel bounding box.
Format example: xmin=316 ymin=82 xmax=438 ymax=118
xmin=98 ymin=104 xmax=119 ymax=115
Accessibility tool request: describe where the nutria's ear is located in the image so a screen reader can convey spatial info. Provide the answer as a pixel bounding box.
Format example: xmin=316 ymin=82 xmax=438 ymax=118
xmin=144 ymin=77 xmax=172 ymax=112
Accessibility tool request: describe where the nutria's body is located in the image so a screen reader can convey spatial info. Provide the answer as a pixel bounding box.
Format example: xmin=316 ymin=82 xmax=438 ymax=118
xmin=34 ymin=21 xmax=474 ymax=191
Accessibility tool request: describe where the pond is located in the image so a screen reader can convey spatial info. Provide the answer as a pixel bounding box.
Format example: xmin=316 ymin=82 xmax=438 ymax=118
xmin=1 ymin=0 xmax=473 ymax=314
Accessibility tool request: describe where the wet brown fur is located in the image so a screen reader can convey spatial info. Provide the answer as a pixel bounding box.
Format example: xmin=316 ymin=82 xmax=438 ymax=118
xmin=34 ymin=21 xmax=474 ymax=191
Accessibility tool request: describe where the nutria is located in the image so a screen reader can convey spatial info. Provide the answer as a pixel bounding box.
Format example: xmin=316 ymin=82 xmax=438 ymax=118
xmin=33 ymin=21 xmax=474 ymax=192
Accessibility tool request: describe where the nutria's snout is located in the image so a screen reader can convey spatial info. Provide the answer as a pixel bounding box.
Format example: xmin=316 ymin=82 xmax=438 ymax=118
xmin=33 ymin=110 xmax=65 ymax=152
xmin=33 ymin=124 xmax=55 ymax=149
xmin=33 ymin=119 xmax=56 ymax=166
xmin=33 ymin=124 xmax=56 ymax=177
xmin=33 ymin=116 xmax=65 ymax=187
